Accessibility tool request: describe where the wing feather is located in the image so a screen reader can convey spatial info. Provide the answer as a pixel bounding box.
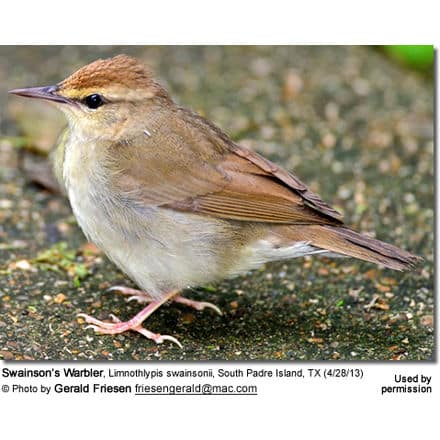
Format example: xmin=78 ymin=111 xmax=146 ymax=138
xmin=111 ymin=107 xmax=343 ymax=226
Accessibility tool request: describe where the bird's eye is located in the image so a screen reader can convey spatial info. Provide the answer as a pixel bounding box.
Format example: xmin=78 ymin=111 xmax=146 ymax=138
xmin=84 ymin=94 xmax=104 ymax=109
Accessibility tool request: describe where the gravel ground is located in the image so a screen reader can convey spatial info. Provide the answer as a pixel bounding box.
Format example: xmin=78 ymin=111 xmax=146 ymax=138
xmin=0 ymin=46 xmax=434 ymax=361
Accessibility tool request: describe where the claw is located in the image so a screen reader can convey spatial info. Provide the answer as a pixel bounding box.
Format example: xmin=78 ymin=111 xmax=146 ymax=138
xmin=109 ymin=313 xmax=121 ymax=323
xmin=78 ymin=313 xmax=116 ymax=329
xmin=197 ymin=301 xmax=222 ymax=316
xmin=77 ymin=286 xmax=219 ymax=347
xmin=106 ymin=285 xmax=222 ymax=315
xmin=156 ymin=334 xmax=183 ymax=348
xmin=135 ymin=327 xmax=183 ymax=348
xmin=127 ymin=295 xmax=152 ymax=303
xmin=107 ymin=285 xmax=153 ymax=304
xmin=76 ymin=291 xmax=182 ymax=346
xmin=106 ymin=285 xmax=131 ymax=293
xmin=174 ymin=296 xmax=223 ymax=316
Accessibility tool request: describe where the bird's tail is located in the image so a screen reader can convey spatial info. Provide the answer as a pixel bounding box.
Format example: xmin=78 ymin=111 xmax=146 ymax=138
xmin=276 ymin=225 xmax=422 ymax=271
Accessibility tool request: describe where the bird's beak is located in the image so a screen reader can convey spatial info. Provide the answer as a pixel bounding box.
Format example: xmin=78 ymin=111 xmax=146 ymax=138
xmin=8 ymin=85 xmax=70 ymax=104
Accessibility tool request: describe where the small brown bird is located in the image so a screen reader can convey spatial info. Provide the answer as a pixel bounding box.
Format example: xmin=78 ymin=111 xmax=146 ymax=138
xmin=9 ymin=55 xmax=420 ymax=347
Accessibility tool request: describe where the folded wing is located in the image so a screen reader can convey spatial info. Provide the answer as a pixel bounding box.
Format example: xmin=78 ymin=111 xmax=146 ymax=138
xmin=112 ymin=107 xmax=343 ymax=226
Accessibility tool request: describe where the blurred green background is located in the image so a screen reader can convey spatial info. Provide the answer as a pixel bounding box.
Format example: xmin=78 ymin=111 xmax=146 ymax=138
xmin=383 ymin=45 xmax=434 ymax=73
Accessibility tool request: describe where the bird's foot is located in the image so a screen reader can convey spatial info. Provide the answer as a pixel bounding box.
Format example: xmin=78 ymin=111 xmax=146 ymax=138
xmin=78 ymin=312 xmax=182 ymax=347
xmin=173 ymin=295 xmax=222 ymax=316
xmin=77 ymin=292 xmax=182 ymax=348
xmin=107 ymin=285 xmax=153 ymax=303
xmin=108 ymin=285 xmax=222 ymax=316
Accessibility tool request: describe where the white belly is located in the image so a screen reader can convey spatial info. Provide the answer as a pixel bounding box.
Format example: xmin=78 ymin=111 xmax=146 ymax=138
xmin=61 ymin=136 xmax=328 ymax=299
xmin=65 ymin=174 xmax=236 ymax=298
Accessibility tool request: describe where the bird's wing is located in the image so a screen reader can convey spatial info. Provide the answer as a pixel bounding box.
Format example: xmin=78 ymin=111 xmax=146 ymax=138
xmin=112 ymin=108 xmax=343 ymax=225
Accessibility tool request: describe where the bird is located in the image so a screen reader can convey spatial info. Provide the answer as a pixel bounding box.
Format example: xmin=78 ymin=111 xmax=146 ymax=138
xmin=9 ymin=54 xmax=421 ymax=347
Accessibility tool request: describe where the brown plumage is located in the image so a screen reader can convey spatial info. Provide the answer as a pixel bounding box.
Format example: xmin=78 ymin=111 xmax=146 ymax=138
xmin=110 ymin=101 xmax=420 ymax=271
xmin=59 ymin=54 xmax=170 ymax=100
xmin=61 ymin=55 xmax=152 ymax=88
xmin=9 ymin=54 xmax=421 ymax=346
xmin=273 ymin=225 xmax=419 ymax=271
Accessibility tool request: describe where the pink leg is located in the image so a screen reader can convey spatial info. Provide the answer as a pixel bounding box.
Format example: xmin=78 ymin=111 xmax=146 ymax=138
xmin=107 ymin=285 xmax=153 ymax=303
xmin=173 ymin=295 xmax=222 ymax=316
xmin=78 ymin=290 xmax=182 ymax=347
xmin=108 ymin=285 xmax=222 ymax=316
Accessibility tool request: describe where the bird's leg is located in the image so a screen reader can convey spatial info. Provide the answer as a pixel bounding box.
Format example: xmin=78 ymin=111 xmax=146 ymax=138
xmin=108 ymin=285 xmax=222 ymax=315
xmin=78 ymin=290 xmax=182 ymax=347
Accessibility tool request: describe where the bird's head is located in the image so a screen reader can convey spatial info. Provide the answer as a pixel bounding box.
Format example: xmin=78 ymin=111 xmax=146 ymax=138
xmin=9 ymin=54 xmax=171 ymax=141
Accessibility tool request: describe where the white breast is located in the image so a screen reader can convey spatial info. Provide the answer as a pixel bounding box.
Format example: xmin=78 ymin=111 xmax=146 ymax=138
xmin=61 ymin=135 xmax=230 ymax=297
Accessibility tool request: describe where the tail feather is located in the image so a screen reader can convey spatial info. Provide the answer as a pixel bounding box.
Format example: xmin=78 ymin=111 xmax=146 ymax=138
xmin=276 ymin=225 xmax=422 ymax=271
xmin=321 ymin=226 xmax=421 ymax=270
